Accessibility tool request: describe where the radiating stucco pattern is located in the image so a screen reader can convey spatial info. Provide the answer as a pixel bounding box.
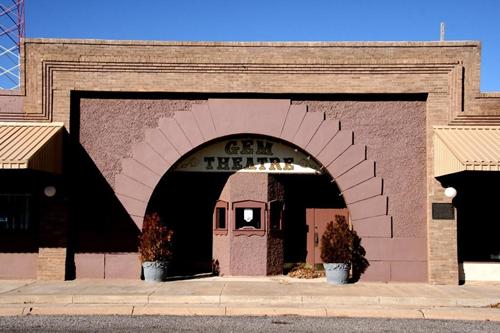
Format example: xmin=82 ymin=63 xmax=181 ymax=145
xmin=301 ymin=101 xmax=426 ymax=238
xmin=79 ymin=98 xmax=203 ymax=187
xmin=80 ymin=98 xmax=425 ymax=238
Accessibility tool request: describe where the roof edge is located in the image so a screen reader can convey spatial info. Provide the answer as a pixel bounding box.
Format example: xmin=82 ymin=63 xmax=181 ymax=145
xmin=0 ymin=122 xmax=64 ymax=127
xmin=22 ymin=38 xmax=481 ymax=48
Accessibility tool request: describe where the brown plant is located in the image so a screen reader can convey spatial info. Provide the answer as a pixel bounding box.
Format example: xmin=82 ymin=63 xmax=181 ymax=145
xmin=138 ymin=213 xmax=174 ymax=262
xmin=320 ymin=215 xmax=355 ymax=264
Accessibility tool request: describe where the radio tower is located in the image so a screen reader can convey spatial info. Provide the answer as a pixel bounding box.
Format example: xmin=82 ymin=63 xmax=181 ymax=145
xmin=0 ymin=0 xmax=24 ymax=90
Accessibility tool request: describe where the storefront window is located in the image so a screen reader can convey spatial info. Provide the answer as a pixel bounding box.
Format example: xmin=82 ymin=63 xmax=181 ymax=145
xmin=0 ymin=194 xmax=31 ymax=231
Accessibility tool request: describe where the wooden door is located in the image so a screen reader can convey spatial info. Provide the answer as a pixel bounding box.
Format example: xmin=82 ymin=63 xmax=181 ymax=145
xmin=306 ymin=208 xmax=349 ymax=266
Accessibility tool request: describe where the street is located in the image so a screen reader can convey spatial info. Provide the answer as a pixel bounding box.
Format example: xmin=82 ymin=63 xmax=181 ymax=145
xmin=0 ymin=315 xmax=498 ymax=333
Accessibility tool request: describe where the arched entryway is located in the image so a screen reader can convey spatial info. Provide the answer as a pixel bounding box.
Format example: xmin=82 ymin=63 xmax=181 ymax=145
xmin=114 ymin=99 xmax=391 ymax=276
xmin=144 ymin=134 xmax=347 ymax=276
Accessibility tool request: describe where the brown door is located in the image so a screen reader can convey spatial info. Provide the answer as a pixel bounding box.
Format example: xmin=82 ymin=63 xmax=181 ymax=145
xmin=306 ymin=208 xmax=349 ymax=266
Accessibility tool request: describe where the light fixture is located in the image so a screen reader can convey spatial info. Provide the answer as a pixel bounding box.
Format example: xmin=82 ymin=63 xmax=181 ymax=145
xmin=43 ymin=186 xmax=57 ymax=198
xmin=444 ymin=187 xmax=457 ymax=199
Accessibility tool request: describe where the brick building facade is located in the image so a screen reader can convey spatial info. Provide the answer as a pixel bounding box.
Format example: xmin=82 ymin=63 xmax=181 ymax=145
xmin=0 ymin=39 xmax=499 ymax=284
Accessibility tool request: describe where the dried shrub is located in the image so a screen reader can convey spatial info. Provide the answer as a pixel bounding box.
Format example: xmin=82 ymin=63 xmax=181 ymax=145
xmin=320 ymin=215 xmax=355 ymax=263
xmin=138 ymin=213 xmax=174 ymax=262
xmin=287 ymin=263 xmax=325 ymax=279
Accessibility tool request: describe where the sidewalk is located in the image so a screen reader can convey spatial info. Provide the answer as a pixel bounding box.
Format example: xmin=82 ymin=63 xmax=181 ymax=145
xmin=0 ymin=277 xmax=499 ymax=321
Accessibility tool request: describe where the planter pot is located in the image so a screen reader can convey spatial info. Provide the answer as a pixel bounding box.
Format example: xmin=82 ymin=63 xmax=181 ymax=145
xmin=323 ymin=263 xmax=350 ymax=285
xmin=142 ymin=261 xmax=169 ymax=282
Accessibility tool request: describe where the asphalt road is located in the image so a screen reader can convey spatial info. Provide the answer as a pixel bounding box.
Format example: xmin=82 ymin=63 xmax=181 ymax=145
xmin=0 ymin=315 xmax=499 ymax=333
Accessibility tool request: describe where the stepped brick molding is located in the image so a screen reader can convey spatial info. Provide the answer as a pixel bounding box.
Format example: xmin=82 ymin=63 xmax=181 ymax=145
xmin=114 ymin=99 xmax=391 ymax=239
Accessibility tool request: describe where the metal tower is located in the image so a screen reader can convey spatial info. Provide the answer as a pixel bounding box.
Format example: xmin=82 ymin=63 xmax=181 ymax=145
xmin=0 ymin=0 xmax=24 ymax=90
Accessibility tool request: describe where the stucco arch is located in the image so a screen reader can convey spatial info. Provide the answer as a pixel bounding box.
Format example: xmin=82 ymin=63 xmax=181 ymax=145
xmin=114 ymin=99 xmax=392 ymax=238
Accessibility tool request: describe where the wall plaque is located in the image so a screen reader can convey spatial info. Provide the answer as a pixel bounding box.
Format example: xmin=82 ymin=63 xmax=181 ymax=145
xmin=432 ymin=203 xmax=455 ymax=220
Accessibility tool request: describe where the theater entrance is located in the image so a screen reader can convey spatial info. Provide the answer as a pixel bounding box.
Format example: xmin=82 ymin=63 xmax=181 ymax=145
xmin=145 ymin=135 xmax=347 ymax=277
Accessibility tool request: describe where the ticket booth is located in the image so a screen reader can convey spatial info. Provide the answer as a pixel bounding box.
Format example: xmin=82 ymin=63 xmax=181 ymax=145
xmin=212 ymin=173 xmax=285 ymax=276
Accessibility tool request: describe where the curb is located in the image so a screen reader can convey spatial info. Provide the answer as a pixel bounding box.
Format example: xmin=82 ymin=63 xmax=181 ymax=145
xmin=0 ymin=304 xmax=499 ymax=321
xmin=1 ymin=294 xmax=498 ymax=308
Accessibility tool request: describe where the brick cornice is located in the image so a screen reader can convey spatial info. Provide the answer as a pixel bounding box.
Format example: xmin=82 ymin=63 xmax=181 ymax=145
xmin=3 ymin=39 xmax=484 ymax=122
xmin=18 ymin=58 xmax=462 ymax=123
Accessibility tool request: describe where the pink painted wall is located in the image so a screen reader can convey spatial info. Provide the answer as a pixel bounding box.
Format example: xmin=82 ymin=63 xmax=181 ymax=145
xmin=0 ymin=253 xmax=37 ymax=279
xmin=75 ymin=253 xmax=139 ymax=279
xmin=301 ymin=100 xmax=427 ymax=282
xmin=78 ymin=97 xmax=427 ymax=281
xmin=80 ymin=98 xmax=426 ymax=240
xmin=213 ymin=173 xmax=285 ymax=276
xmin=229 ymin=173 xmax=268 ymax=276
xmin=302 ymin=100 xmax=426 ymax=238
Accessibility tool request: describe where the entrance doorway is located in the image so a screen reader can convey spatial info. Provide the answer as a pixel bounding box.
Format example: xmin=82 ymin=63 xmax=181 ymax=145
xmin=273 ymin=174 xmax=346 ymax=265
xmin=305 ymin=208 xmax=349 ymax=266
xmin=145 ymin=135 xmax=348 ymax=277
xmin=146 ymin=172 xmax=230 ymax=276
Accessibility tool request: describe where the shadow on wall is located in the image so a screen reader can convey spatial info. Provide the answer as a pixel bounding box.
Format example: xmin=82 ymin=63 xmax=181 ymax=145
xmin=351 ymin=232 xmax=369 ymax=283
xmin=66 ymin=141 xmax=140 ymax=279
xmin=438 ymin=171 xmax=500 ymax=264
xmin=146 ymin=172 xmax=231 ymax=276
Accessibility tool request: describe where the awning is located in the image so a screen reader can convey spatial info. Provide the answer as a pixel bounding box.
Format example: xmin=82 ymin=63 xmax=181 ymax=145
xmin=434 ymin=126 xmax=500 ymax=177
xmin=0 ymin=122 xmax=64 ymax=174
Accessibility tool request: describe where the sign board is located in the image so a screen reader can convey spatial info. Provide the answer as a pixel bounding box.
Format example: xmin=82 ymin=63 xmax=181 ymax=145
xmin=174 ymin=137 xmax=322 ymax=174
xmin=432 ymin=203 xmax=455 ymax=220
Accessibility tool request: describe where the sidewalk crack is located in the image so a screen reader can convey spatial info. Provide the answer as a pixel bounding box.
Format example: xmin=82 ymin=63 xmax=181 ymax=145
xmin=219 ymin=282 xmax=227 ymax=304
xmin=417 ymin=309 xmax=426 ymax=319
xmin=147 ymin=284 xmax=162 ymax=304
xmin=1 ymin=280 xmax=37 ymax=295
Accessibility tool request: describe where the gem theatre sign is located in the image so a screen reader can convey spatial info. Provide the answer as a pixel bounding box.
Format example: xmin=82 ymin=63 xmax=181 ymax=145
xmin=174 ymin=137 xmax=322 ymax=174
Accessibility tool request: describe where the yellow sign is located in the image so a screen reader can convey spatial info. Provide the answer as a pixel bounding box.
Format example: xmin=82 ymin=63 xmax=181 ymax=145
xmin=174 ymin=137 xmax=322 ymax=174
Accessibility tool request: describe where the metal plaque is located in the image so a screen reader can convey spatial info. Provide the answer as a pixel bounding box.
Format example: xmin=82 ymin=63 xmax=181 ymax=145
xmin=432 ymin=203 xmax=455 ymax=220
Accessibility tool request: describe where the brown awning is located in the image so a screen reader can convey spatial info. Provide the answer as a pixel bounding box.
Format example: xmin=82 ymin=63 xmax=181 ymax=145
xmin=0 ymin=122 xmax=64 ymax=174
xmin=434 ymin=126 xmax=500 ymax=177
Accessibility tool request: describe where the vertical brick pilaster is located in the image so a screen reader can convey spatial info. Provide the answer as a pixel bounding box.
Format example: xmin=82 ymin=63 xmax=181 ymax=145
xmin=37 ymin=198 xmax=69 ymax=280
xmin=427 ymin=191 xmax=459 ymax=285
xmin=37 ymin=248 xmax=67 ymax=280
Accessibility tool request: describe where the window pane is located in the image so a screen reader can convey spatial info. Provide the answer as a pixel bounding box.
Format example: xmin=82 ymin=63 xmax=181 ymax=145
xmin=0 ymin=194 xmax=31 ymax=231
xmin=216 ymin=207 xmax=226 ymax=229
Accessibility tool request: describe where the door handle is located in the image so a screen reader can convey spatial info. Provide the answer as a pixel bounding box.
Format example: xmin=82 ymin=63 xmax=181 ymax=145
xmin=314 ymin=232 xmax=319 ymax=246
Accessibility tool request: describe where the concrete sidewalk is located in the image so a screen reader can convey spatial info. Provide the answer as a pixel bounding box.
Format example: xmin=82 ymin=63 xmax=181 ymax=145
xmin=0 ymin=277 xmax=499 ymax=321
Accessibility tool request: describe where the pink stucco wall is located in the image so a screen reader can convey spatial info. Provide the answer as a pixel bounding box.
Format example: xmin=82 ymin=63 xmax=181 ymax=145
xmin=80 ymin=98 xmax=426 ymax=240
xmin=301 ymin=100 xmax=426 ymax=238
xmin=78 ymin=97 xmax=427 ymax=280
xmin=0 ymin=253 xmax=37 ymax=279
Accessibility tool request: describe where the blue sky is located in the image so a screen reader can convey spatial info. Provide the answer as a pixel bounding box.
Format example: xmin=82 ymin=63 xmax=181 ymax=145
xmin=26 ymin=0 xmax=500 ymax=91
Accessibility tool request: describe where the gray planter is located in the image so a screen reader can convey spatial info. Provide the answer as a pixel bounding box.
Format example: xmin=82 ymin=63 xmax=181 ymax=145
xmin=323 ymin=263 xmax=350 ymax=284
xmin=142 ymin=261 xmax=169 ymax=282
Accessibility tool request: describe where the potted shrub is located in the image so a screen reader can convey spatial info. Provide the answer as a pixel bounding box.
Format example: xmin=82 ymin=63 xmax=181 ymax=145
xmin=320 ymin=214 xmax=357 ymax=284
xmin=138 ymin=212 xmax=174 ymax=282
